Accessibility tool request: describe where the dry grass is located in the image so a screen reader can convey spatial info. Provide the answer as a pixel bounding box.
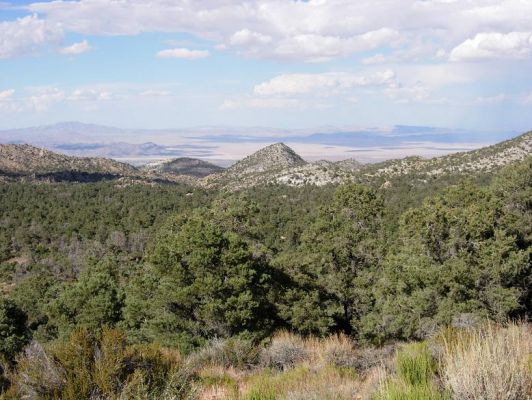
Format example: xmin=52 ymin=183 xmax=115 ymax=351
xmin=242 ymin=364 xmax=359 ymax=400
xmin=196 ymin=332 xmax=371 ymax=400
xmin=259 ymin=331 xmax=357 ymax=371
xmin=441 ymin=322 xmax=531 ymax=400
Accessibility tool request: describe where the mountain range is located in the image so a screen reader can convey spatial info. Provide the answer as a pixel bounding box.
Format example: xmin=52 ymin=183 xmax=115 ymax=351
xmin=0 ymin=122 xmax=519 ymax=164
xmin=0 ymin=131 xmax=530 ymax=189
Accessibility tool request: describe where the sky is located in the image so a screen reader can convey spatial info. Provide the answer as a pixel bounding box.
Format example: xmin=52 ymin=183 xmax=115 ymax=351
xmin=0 ymin=0 xmax=531 ymax=132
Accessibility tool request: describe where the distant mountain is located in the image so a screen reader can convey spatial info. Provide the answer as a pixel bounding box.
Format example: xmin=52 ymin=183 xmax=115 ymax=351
xmin=54 ymin=142 xmax=187 ymax=158
xmin=1 ymin=121 xmax=517 ymax=164
xmin=0 ymin=122 xmax=125 ymax=145
xmin=142 ymin=157 xmax=224 ymax=178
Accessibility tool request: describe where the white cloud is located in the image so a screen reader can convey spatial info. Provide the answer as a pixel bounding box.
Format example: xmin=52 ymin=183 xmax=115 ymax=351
xmin=229 ymin=29 xmax=272 ymax=47
xmin=450 ymin=31 xmax=532 ymax=62
xmin=0 ymin=14 xmax=62 ymax=58
xmin=271 ymin=28 xmax=398 ymax=62
xmin=156 ymin=47 xmax=210 ymax=59
xmin=0 ymin=84 xmax=185 ymax=115
xmin=59 ymin=40 xmax=91 ymax=55
xmin=67 ymin=88 xmax=113 ymax=101
xmin=139 ymin=89 xmax=172 ymax=97
xmin=0 ymin=89 xmax=14 ymax=100
xmin=254 ymin=70 xmax=395 ymax=96
xmin=522 ymin=93 xmax=532 ymax=105
xmin=25 ymin=0 xmax=532 ymax=63
xmin=220 ymin=97 xmax=302 ymax=110
xmin=385 ymin=82 xmax=438 ymax=104
xmin=474 ymin=94 xmax=509 ymax=105
xmin=27 ymin=87 xmax=65 ymax=112
xmin=0 ymin=89 xmax=20 ymax=112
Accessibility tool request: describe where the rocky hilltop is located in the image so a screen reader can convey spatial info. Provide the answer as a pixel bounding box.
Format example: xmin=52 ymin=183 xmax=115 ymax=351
xmin=142 ymin=157 xmax=224 ymax=178
xmin=203 ymin=143 xmax=307 ymax=189
xmin=202 ymin=131 xmax=531 ymax=190
xmin=0 ymin=144 xmax=196 ymax=184
xmin=0 ymin=144 xmax=138 ymax=176
xmin=360 ymin=131 xmax=532 ymax=178
xmin=228 ymin=142 xmax=306 ymax=174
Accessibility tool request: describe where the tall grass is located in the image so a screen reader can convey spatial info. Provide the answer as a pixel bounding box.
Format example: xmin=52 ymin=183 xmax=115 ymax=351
xmin=374 ymin=379 xmax=446 ymax=400
xmin=396 ymin=342 xmax=436 ymax=386
xmin=374 ymin=342 xmax=444 ymax=400
xmin=441 ymin=322 xmax=531 ymax=400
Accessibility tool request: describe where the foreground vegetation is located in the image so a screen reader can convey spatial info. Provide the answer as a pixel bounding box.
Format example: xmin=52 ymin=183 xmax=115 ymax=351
xmin=0 ymin=157 xmax=530 ymax=398
xmin=0 ymin=322 xmax=529 ymax=399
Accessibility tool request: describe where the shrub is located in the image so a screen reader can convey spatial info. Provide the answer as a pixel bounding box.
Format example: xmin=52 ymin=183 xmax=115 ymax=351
xmin=193 ymin=337 xmax=259 ymax=369
xmin=352 ymin=344 xmax=396 ymax=373
xmin=442 ymin=322 xmax=531 ymax=400
xmin=8 ymin=327 xmax=193 ymax=400
xmin=10 ymin=341 xmax=65 ymax=398
xmin=321 ymin=334 xmax=357 ymax=369
xmin=0 ymin=298 xmax=30 ymax=361
xmin=260 ymin=332 xmax=308 ymax=370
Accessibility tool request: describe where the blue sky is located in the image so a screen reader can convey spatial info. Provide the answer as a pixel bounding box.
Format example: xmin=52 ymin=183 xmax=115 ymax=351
xmin=0 ymin=0 xmax=531 ymax=132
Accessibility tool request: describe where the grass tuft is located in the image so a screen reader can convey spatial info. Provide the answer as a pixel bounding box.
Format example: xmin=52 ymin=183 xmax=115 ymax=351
xmin=396 ymin=342 xmax=436 ymax=386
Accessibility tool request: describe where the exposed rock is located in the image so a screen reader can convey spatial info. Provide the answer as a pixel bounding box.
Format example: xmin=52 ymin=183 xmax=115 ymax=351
xmin=361 ymin=131 xmax=532 ymax=178
xmin=141 ymin=157 xmax=224 ymax=178
xmin=0 ymin=143 xmax=138 ymax=176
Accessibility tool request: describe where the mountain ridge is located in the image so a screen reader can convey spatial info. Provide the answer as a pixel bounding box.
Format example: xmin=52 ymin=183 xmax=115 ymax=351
xmin=1 ymin=131 xmax=530 ymax=187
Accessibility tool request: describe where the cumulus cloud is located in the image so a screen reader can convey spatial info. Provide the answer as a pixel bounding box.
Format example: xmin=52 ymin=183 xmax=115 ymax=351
xmin=26 ymin=87 xmax=65 ymax=112
xmin=474 ymin=93 xmax=509 ymax=105
xmin=229 ymin=29 xmax=272 ymax=47
xmin=450 ymin=31 xmax=532 ymax=62
xmin=385 ymin=82 xmax=435 ymax=103
xmin=139 ymin=89 xmax=172 ymax=97
xmin=0 ymin=89 xmax=14 ymax=100
xmin=67 ymin=88 xmax=113 ymax=101
xmin=24 ymin=0 xmax=532 ymax=63
xmin=0 ymin=89 xmax=20 ymax=112
xmin=220 ymin=97 xmax=302 ymax=110
xmin=0 ymin=14 xmax=62 ymax=58
xmin=156 ymin=48 xmax=210 ymax=59
xmin=59 ymin=40 xmax=91 ymax=55
xmin=522 ymin=93 xmax=532 ymax=105
xmin=254 ymin=70 xmax=395 ymax=96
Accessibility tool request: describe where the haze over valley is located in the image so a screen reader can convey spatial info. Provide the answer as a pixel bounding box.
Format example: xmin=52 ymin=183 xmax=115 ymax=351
xmin=0 ymin=121 xmax=518 ymax=166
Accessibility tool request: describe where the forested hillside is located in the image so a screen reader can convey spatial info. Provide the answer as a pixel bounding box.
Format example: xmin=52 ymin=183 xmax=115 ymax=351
xmin=0 ymin=151 xmax=530 ymax=398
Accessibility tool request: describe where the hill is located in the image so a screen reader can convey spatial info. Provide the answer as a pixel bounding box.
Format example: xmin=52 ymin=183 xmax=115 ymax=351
xmin=202 ymin=131 xmax=531 ymax=190
xmin=0 ymin=144 xmax=138 ymax=177
xmin=1 ymin=131 xmax=530 ymax=187
xmin=203 ymin=142 xmax=307 ymax=189
xmin=360 ymin=131 xmax=532 ymax=178
xmin=141 ymin=157 xmax=224 ymax=178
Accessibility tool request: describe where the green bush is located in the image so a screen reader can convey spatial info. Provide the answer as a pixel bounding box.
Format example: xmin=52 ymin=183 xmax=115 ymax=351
xmin=7 ymin=327 xmax=192 ymax=400
xmin=0 ymin=298 xmax=30 ymax=361
xmin=396 ymin=343 xmax=436 ymax=386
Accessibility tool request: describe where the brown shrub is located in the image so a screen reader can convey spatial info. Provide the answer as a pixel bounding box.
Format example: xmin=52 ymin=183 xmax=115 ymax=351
xmin=442 ymin=322 xmax=532 ymax=400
